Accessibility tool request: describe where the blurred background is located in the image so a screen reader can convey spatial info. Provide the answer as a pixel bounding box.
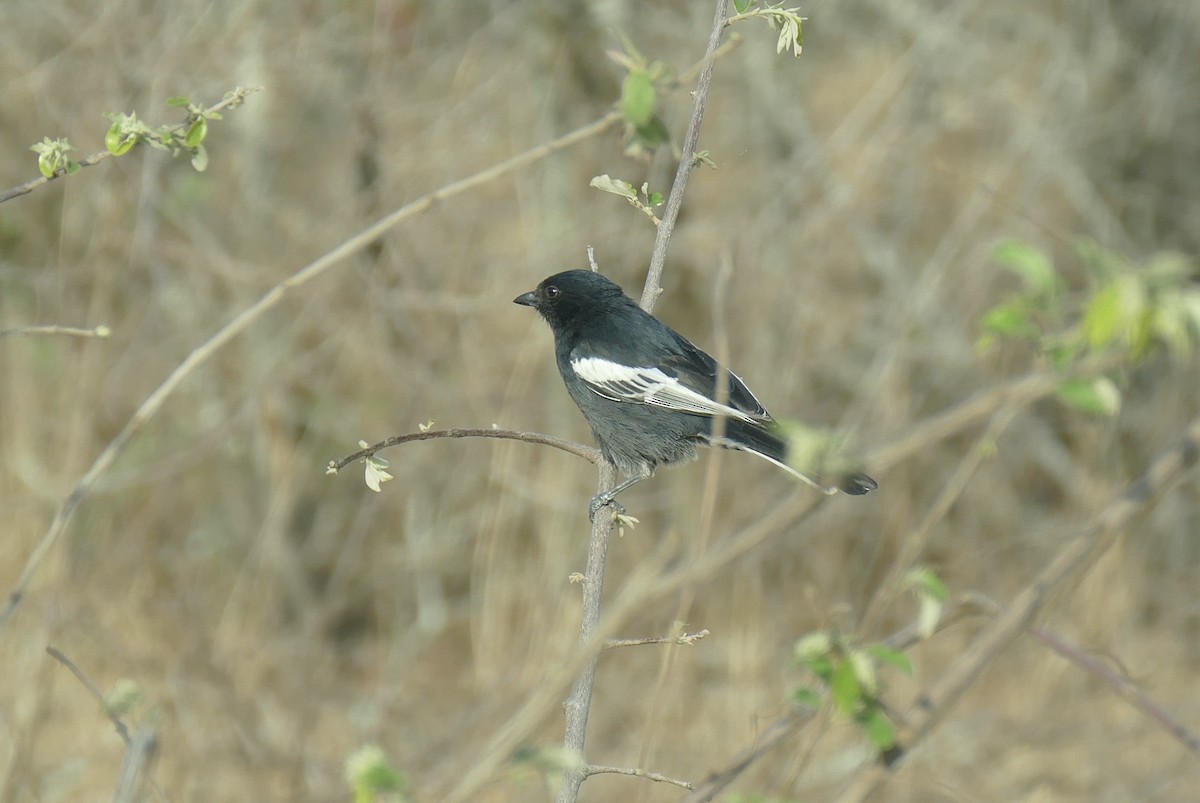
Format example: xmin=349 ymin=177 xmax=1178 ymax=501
xmin=2 ymin=1 xmax=1198 ymax=800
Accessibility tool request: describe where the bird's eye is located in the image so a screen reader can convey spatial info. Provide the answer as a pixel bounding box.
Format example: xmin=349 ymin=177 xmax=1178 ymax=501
xmin=544 ymin=285 xmax=561 ymax=299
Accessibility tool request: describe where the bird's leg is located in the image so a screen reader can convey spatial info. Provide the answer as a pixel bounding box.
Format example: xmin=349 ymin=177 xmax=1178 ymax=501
xmin=587 ymin=470 xmax=650 ymax=522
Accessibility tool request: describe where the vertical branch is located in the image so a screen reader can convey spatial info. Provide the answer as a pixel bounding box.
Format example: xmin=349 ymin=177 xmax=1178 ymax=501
xmin=557 ymin=462 xmax=618 ymax=803
xmin=640 ymin=0 xmax=730 ymax=312
xmin=557 ymin=3 xmax=731 ymax=802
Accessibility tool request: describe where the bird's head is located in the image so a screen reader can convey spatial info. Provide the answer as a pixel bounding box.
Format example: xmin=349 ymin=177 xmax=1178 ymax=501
xmin=514 ymin=269 xmax=629 ymax=332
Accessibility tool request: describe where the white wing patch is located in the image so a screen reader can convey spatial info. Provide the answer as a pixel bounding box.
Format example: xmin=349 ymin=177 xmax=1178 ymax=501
xmin=571 ymin=356 xmax=765 ymax=423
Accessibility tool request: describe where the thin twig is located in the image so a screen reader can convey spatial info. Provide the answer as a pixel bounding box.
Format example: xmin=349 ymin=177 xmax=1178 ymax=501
xmin=583 ymin=764 xmax=694 ymax=790
xmin=0 ymin=88 xmax=260 ymax=205
xmin=640 ymin=0 xmax=730 ymax=313
xmin=46 ymin=646 xmax=133 ymax=745
xmin=327 ymin=428 xmax=599 ymax=474
xmin=555 ymin=462 xmax=618 ymax=803
xmin=0 ymin=324 xmax=111 ymax=339
xmin=603 ymin=629 xmax=710 ymax=650
xmin=0 ymin=109 xmax=624 ymax=635
xmin=45 ymin=647 xmax=171 ymax=803
xmin=1029 ymin=623 xmax=1200 ymax=756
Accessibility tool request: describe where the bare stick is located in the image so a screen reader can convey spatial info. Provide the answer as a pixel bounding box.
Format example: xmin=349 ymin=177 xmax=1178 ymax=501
xmin=603 ymin=629 xmax=710 ymax=650
xmin=1028 ymin=623 xmax=1200 ymax=756
xmin=327 ymin=428 xmax=599 ymax=473
xmin=0 ymin=324 xmax=111 ymax=339
xmin=0 ymin=110 xmax=624 ymax=635
xmin=46 ymin=646 xmax=133 ymax=745
xmin=583 ymin=764 xmax=693 ymax=790
xmin=640 ymin=0 xmax=730 ymax=313
xmin=833 ymin=414 xmax=1200 ymax=803
xmin=556 ymin=462 xmax=618 ymax=803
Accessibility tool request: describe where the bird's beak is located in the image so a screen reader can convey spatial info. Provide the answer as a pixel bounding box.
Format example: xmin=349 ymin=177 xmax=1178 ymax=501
xmin=513 ymin=291 xmax=538 ymax=307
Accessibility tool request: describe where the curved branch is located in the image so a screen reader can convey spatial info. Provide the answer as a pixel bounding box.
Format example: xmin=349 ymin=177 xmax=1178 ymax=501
xmin=326 ymin=428 xmax=600 ymax=473
xmin=583 ymin=764 xmax=693 ymax=790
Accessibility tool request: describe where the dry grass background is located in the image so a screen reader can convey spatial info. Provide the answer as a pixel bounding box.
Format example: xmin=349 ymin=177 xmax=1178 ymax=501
xmin=2 ymin=0 xmax=1199 ymax=801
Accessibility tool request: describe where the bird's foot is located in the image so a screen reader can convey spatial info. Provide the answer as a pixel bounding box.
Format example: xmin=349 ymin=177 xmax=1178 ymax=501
xmin=587 ymin=493 xmax=627 ymax=523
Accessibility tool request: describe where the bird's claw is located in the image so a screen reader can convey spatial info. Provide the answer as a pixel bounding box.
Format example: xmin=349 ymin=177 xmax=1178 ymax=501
xmin=587 ymin=494 xmax=626 ymax=523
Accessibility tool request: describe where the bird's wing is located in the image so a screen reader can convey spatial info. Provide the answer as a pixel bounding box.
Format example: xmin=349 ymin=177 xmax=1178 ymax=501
xmin=569 ymin=354 xmax=770 ymax=423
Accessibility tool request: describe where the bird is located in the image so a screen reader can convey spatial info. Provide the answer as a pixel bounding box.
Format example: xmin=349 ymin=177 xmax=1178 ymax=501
xmin=514 ymin=269 xmax=876 ymax=520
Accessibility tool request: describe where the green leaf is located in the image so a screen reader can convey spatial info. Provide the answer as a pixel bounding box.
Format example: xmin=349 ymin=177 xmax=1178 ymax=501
xmin=830 ymin=660 xmax=862 ymax=715
xmin=916 ymin=594 xmax=942 ymax=639
xmin=905 ymin=567 xmax=948 ymax=601
xmin=981 ymin=299 xmax=1034 ymax=338
xmin=867 ymin=644 xmax=913 ymax=675
xmin=793 ymin=631 xmax=832 ymax=663
xmin=105 ymin=122 xmax=138 ymax=156
xmin=733 ymin=0 xmax=752 ymax=12
xmin=993 ymin=239 xmax=1056 ymax=297
xmin=860 ymin=708 xmax=897 ymax=750
xmin=190 ymin=144 xmax=209 ymax=172
xmin=1083 ymin=283 xmax=1123 ymax=349
xmin=185 ymin=117 xmax=208 ymax=148
xmin=166 ymin=96 xmax=191 ymax=107
xmin=620 ymin=69 xmax=657 ymax=126
xmin=1056 ymin=377 xmax=1120 ymax=416
xmin=589 ymin=174 xmax=636 ymax=200
xmin=849 ymin=649 xmax=878 ymax=695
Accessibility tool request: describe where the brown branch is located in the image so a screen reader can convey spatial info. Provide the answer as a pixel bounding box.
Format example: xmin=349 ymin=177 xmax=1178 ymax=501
xmin=603 ymin=629 xmax=710 ymax=650
xmin=0 ymin=87 xmax=260 ymax=205
xmin=834 ymin=414 xmax=1200 ymax=803
xmin=46 ymin=646 xmax=132 ymax=745
xmin=583 ymin=764 xmax=693 ymax=790
xmin=1031 ymin=623 xmax=1200 ymax=756
xmin=326 ymin=428 xmax=599 ymax=474
xmin=639 ymin=0 xmax=730 ymax=312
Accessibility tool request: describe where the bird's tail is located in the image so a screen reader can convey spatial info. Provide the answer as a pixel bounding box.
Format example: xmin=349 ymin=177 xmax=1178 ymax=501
xmin=717 ymin=419 xmax=877 ymax=496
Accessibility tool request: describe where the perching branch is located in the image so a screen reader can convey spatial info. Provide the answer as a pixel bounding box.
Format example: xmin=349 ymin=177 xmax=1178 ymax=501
xmin=327 ymin=428 xmax=599 ymax=474
xmin=555 ymin=4 xmax=732 ymax=803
